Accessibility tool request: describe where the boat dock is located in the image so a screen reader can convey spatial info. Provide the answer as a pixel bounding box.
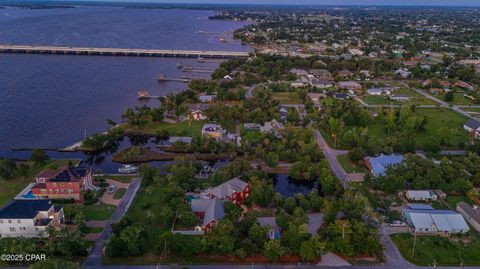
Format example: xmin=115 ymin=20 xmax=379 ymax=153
xmin=0 ymin=44 xmax=250 ymax=59
xmin=157 ymin=74 xmax=192 ymax=83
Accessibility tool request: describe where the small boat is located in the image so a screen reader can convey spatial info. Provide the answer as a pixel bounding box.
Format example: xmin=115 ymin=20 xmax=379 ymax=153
xmin=118 ymin=164 xmax=139 ymax=174
xmin=137 ymin=90 xmax=150 ymax=100
xmin=176 ymin=63 xmax=183 ymax=69
xmin=219 ymin=38 xmax=228 ymax=43
xmin=196 ymin=31 xmax=206 ymax=34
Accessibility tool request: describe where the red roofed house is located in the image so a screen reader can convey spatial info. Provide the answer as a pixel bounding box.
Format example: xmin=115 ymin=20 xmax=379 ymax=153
xmin=31 ymin=167 xmax=94 ymax=201
xmin=207 ymin=177 xmax=250 ymax=204
xmin=454 ymin=81 xmax=475 ymax=91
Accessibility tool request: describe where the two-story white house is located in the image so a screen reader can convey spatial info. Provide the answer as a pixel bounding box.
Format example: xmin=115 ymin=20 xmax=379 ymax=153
xmin=0 ymin=200 xmax=64 ymax=238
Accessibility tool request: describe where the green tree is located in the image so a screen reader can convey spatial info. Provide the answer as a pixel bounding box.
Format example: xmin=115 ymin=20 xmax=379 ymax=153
xmin=31 ymin=149 xmax=49 ymax=165
xmin=444 ymin=91 xmax=454 ymax=102
xmin=263 ymin=240 xmax=285 ymax=262
xmin=29 ymin=260 xmax=81 ymax=269
xmin=0 ymin=158 xmax=17 ymax=180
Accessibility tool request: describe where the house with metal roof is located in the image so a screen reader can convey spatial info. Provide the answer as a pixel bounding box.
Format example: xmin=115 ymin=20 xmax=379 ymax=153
xmin=207 ymin=177 xmax=250 ymax=204
xmin=190 ymin=198 xmax=224 ymax=232
xmin=456 ymin=202 xmax=480 ymax=232
xmin=402 ymin=208 xmax=469 ymax=234
xmin=364 ymin=154 xmax=404 ymax=177
xmin=406 ymin=190 xmax=438 ymax=202
xmin=463 ymin=118 xmax=480 ymax=138
xmin=0 ymin=200 xmax=64 ymax=238
xmin=407 ymin=204 xmax=434 ymax=210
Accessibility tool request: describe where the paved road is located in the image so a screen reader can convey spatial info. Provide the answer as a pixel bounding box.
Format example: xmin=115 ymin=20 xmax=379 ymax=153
xmin=411 ymin=88 xmax=473 ymax=118
xmin=84 ymin=178 xmax=141 ymax=266
xmin=313 ymin=130 xmax=348 ymax=189
xmin=85 ymin=264 xmax=480 ymax=269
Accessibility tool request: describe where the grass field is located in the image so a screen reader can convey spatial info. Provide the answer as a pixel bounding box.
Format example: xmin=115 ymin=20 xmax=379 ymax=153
xmin=113 ymin=188 xmax=127 ymax=199
xmin=366 ymin=108 xmax=468 ymax=149
xmin=337 ymin=154 xmax=365 ymax=173
xmin=272 ymin=92 xmax=303 ymax=104
xmin=391 ymin=233 xmax=480 ymax=266
xmin=85 ymin=227 xmax=104 ymax=233
xmin=445 ymin=195 xmax=473 ymax=209
xmin=123 ymin=120 xmax=206 ymax=137
xmin=0 ymin=159 xmax=80 ymax=207
xmin=65 ymin=203 xmax=116 ymax=221
xmin=439 ymin=92 xmax=476 ymax=106
xmin=95 ymin=175 xmax=135 ymax=183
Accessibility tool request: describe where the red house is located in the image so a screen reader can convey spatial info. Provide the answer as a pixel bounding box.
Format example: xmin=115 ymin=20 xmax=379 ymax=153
xmin=190 ymin=197 xmax=224 ymax=232
xmin=31 ymin=167 xmax=93 ymax=201
xmin=207 ymin=177 xmax=250 ymax=204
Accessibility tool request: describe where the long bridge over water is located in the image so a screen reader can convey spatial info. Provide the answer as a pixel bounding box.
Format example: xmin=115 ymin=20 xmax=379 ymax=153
xmin=0 ymin=44 xmax=251 ymax=59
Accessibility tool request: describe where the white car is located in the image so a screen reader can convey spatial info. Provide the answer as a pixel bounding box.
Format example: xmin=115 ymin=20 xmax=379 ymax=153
xmin=390 ymin=220 xmax=406 ymax=227
xmin=107 ymin=185 xmax=117 ymax=194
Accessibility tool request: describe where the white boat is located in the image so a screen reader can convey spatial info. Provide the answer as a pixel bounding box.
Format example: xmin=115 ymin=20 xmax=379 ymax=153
xmin=118 ymin=164 xmax=138 ymax=174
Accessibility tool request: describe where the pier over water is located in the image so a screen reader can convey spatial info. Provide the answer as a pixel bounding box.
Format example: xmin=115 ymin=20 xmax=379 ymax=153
xmin=0 ymin=45 xmax=251 ymax=59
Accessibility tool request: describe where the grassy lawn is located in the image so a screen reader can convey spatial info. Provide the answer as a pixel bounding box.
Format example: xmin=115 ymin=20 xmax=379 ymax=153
xmin=272 ymin=92 xmax=303 ymax=104
xmin=122 ymin=120 xmax=206 ymax=137
xmin=445 ymin=195 xmax=473 ymax=209
xmin=95 ymin=175 xmax=135 ymax=183
xmin=321 ymin=96 xmax=335 ymax=106
xmin=0 ymin=159 xmax=80 ymax=207
xmin=366 ymin=108 xmax=468 ymax=149
xmin=113 ymin=188 xmax=127 ymax=200
xmin=65 ymin=203 xmax=116 ymax=221
xmin=84 ymin=227 xmax=104 ymax=233
xmin=439 ymin=92 xmax=476 ymax=106
xmin=391 ymin=233 xmax=480 ymax=266
xmin=337 ymin=154 xmax=365 ymax=173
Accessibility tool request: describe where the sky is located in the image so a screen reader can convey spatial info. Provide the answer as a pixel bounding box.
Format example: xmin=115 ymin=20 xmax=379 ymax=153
xmin=48 ymin=0 xmax=480 ymax=6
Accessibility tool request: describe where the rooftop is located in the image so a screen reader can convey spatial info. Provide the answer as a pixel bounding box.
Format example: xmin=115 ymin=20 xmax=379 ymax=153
xmin=208 ymin=177 xmax=249 ymax=199
xmin=0 ymin=200 xmax=54 ymax=219
xmin=191 ymin=198 xmax=224 ymax=227
xmin=366 ymin=154 xmax=404 ymax=176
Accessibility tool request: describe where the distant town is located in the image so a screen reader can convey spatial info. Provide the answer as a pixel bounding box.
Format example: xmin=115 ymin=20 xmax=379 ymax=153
xmin=1 ymin=3 xmax=480 ymax=269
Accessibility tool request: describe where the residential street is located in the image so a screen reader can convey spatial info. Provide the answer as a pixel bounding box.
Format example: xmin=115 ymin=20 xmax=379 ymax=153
xmin=84 ymin=178 xmax=141 ymax=266
xmin=313 ymin=129 xmax=349 ymax=189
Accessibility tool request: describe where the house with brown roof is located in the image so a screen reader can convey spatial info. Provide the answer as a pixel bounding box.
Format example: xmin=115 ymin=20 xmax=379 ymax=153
xmin=31 ymin=167 xmax=93 ymax=201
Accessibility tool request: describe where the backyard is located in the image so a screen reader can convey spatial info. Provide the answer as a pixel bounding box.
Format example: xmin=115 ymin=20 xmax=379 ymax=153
xmin=391 ymin=233 xmax=480 ymax=266
xmin=64 ymin=202 xmax=116 ymax=221
xmin=122 ymin=120 xmax=206 ymax=137
xmin=336 ymin=154 xmax=365 ymax=173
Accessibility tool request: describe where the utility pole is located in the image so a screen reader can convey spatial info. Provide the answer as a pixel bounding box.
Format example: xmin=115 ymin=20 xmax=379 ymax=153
xmin=411 ymin=232 xmax=417 ymax=257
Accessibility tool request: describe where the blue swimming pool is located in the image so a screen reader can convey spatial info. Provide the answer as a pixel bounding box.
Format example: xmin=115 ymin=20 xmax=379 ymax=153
xmin=22 ymin=190 xmax=35 ymax=199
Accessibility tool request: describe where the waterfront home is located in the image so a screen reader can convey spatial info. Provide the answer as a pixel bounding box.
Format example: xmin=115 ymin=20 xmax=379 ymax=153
xmin=463 ymin=118 xmax=480 ymax=138
xmin=364 ymin=154 xmax=404 ymax=177
xmin=188 ymin=103 xmax=209 ymax=121
xmin=191 ymin=110 xmax=207 ymax=121
xmin=199 ymin=94 xmax=216 ymax=103
xmin=402 ymin=207 xmax=469 ymax=234
xmin=456 ymin=202 xmax=480 ymax=232
xmin=390 ymin=94 xmax=410 ymax=102
xmin=190 ymin=197 xmax=224 ymax=232
xmin=31 ymin=167 xmax=94 ymax=201
xmin=207 ymin=177 xmax=250 ymax=205
xmin=406 ymin=190 xmax=438 ymax=202
xmin=201 ymin=124 xmax=225 ymax=140
xmin=0 ymin=200 xmax=64 ymax=238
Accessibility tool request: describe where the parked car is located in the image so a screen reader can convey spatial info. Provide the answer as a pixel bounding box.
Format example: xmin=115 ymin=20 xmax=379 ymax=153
xmin=107 ymin=185 xmax=117 ymax=194
xmin=389 ymin=220 xmax=406 ymax=227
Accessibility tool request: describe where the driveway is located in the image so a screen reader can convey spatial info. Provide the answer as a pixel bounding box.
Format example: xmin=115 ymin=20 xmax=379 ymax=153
xmin=84 ymin=178 xmax=141 ymax=266
xmin=99 ymin=179 xmax=131 ymax=206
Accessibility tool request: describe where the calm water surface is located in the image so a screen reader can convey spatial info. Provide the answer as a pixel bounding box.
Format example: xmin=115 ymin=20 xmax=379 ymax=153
xmin=0 ymin=6 xmax=249 ymax=152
